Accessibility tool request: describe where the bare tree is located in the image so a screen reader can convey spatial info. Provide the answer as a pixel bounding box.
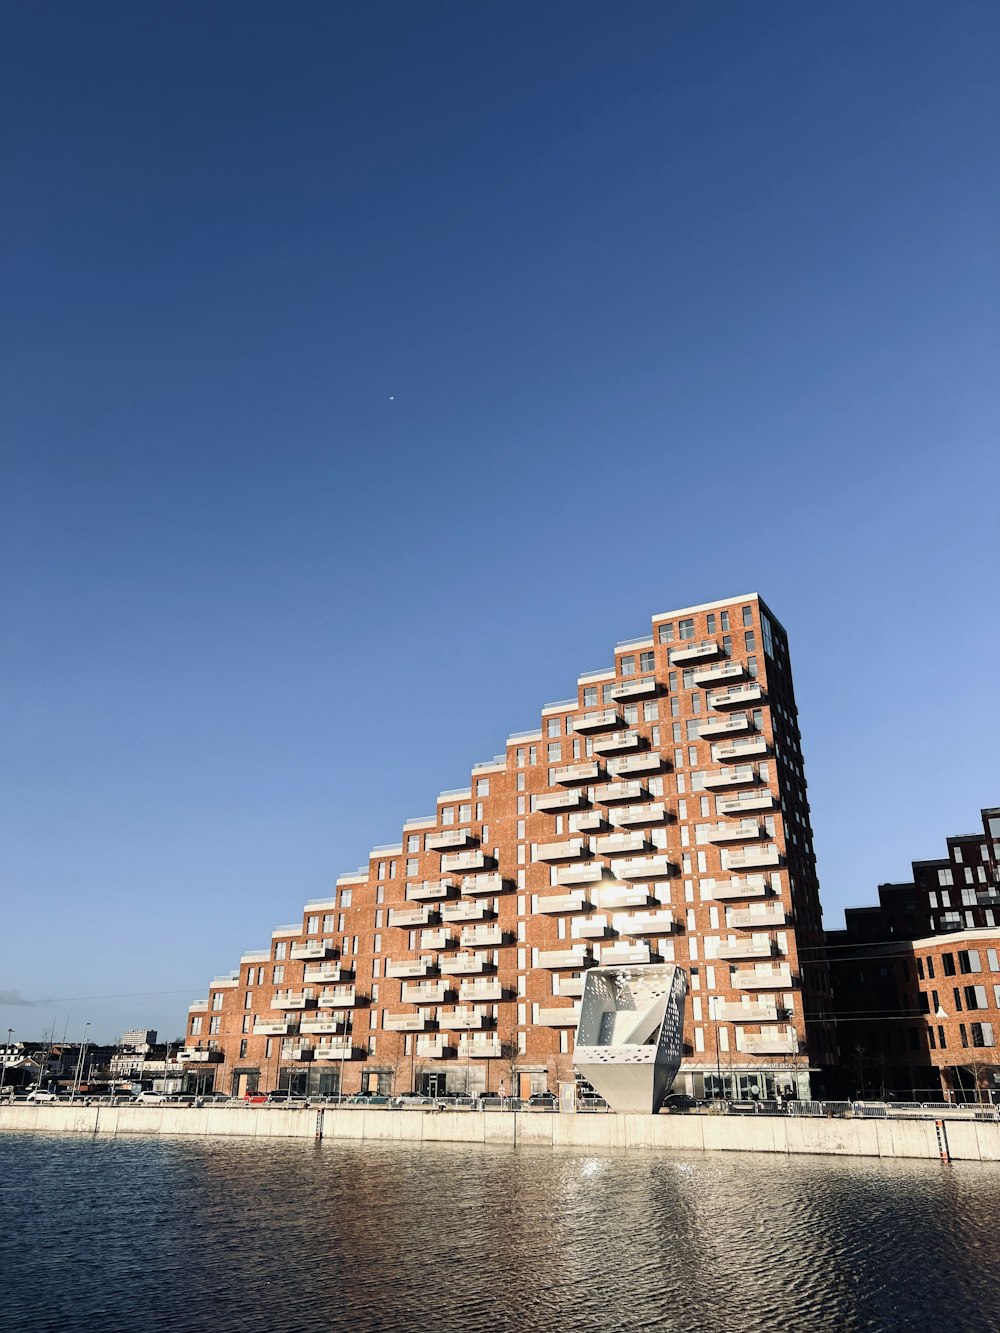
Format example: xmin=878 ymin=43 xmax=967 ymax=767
xmin=958 ymin=1048 xmax=1000 ymax=1105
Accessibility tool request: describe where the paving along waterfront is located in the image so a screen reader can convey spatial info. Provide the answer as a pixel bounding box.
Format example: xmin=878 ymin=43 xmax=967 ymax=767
xmin=3 ymin=1134 xmax=999 ymax=1333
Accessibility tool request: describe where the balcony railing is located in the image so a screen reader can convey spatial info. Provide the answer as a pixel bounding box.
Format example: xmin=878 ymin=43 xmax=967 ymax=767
xmin=419 ymin=928 xmax=454 ymax=950
xmin=401 ymin=980 xmax=450 ymax=1004
xmin=459 ymin=979 xmax=503 ymax=1002
xmin=553 ymin=761 xmax=603 ymax=785
xmin=253 ymin=1020 xmax=291 ymax=1035
xmin=385 ymin=957 xmax=435 ymax=979
xmin=458 ymin=1035 xmax=501 ymax=1058
xmin=591 ymin=729 xmax=642 ymax=755
xmin=406 ymin=879 xmax=455 ymax=902
xmin=438 ymin=1009 xmax=485 ymax=1030
xmin=439 ymin=953 xmax=489 ymax=975
xmin=693 ymin=661 xmax=745 ymax=686
xmin=716 ymin=792 xmax=775 ymax=814
xmin=594 ymin=830 xmax=649 ymax=855
xmin=571 ymin=811 xmax=608 ymax=833
xmin=670 ymin=638 xmax=721 ymax=664
xmin=290 ymin=942 xmax=332 ymax=961
xmin=607 ymin=677 xmax=658 ymax=701
xmin=612 ymin=855 xmax=675 ymax=879
xmin=536 ymin=1005 xmax=582 ymax=1027
xmin=424 ymin=830 xmax=476 ymax=852
xmin=715 ymin=937 xmax=779 ymax=961
xmin=740 ymin=1032 xmax=799 ymax=1055
xmin=302 ymin=964 xmax=343 ymax=984
xmin=537 ymin=945 xmax=594 ymax=969
xmin=180 ymin=1047 xmax=223 ymax=1062
xmin=416 ymin=1036 xmax=451 ymax=1059
xmin=534 ymin=790 xmax=588 ymax=812
xmin=272 ymin=992 xmax=313 ymax=1010
xmin=555 ymin=862 xmax=609 ymax=885
xmin=731 ymin=967 xmax=794 ymax=990
xmin=728 ymin=905 xmax=787 ymax=928
xmin=317 ymin=986 xmax=357 ymax=1007
xmin=571 ymin=914 xmax=612 ymax=940
xmin=440 ymin=901 xmax=491 ymax=923
xmin=600 ymin=942 xmax=652 ymax=966
xmin=314 ymin=1041 xmax=355 ymax=1061
xmin=594 ymin=780 xmax=645 ymax=804
xmin=389 ymin=905 xmax=433 ymax=928
xmin=537 ymin=891 xmax=591 ymax=914
xmin=713 ymin=737 xmax=770 ymax=762
xmin=383 ymin=1013 xmax=431 ymax=1032
xmin=613 ymin=802 xmax=669 ymax=827
xmin=615 ymin=909 xmax=674 ymax=935
xmin=612 ymin=753 xmax=662 ymax=776
xmin=706 ymin=821 xmax=764 ymax=843
xmin=595 ymin=884 xmax=653 ymax=908
xmin=461 ymin=872 xmax=509 ymax=896
xmin=574 ymin=708 xmax=624 ymax=734
xmin=698 ymin=714 xmax=753 ymax=738
xmin=724 ymin=846 xmax=781 ymax=870
xmin=714 ymin=1001 xmax=780 ymax=1023
xmin=460 ymin=924 xmax=505 ymax=949
xmin=708 ymin=683 xmax=764 ymax=709
xmin=535 ymin=838 xmax=589 ymax=862
xmin=441 ymin=850 xmax=493 ymax=873
xmin=299 ymin=1019 xmax=346 ymax=1035
xmin=702 ymin=765 xmax=759 ymax=789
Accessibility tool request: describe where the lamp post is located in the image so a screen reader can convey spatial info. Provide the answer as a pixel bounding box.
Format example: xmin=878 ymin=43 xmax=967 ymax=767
xmin=71 ymin=1023 xmax=91 ymax=1101
xmin=1 ymin=1028 xmax=13 ymax=1095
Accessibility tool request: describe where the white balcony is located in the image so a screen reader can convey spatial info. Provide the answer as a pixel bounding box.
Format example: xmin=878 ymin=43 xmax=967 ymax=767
xmin=537 ymin=945 xmax=594 ymax=970
xmin=537 ymin=891 xmax=591 ymax=914
xmin=715 ymin=937 xmax=778 ymax=961
xmin=425 ymin=830 xmax=476 ymax=852
xmin=317 ymin=986 xmax=357 ymax=1007
xmin=708 ymin=683 xmax=764 ymax=710
xmin=613 ymin=802 xmax=669 ymax=827
xmin=302 ymin=963 xmax=343 ymax=984
xmin=462 ymin=873 xmax=509 ymax=896
xmin=534 ymin=790 xmax=588 ymax=812
xmin=420 ymin=928 xmax=454 ymax=950
xmin=670 ymin=638 xmax=722 ymax=664
xmin=535 ymin=838 xmax=589 ymax=862
xmin=592 ymin=729 xmax=642 ymax=755
xmin=272 ymin=992 xmax=313 ymax=1010
xmin=401 ymin=980 xmax=450 ymax=1004
xmin=416 ymin=1035 xmax=451 ymax=1059
xmin=702 ymin=765 xmax=759 ymax=790
xmin=439 ymin=953 xmax=489 ymax=975
xmin=299 ymin=1019 xmax=346 ymax=1035
xmin=728 ymin=905 xmax=787 ymax=928
xmin=574 ymin=708 xmax=624 ymax=733
xmin=594 ymin=780 xmax=645 ymax=804
xmin=704 ymin=875 xmax=772 ymax=902
xmin=612 ymin=855 xmax=674 ymax=879
xmin=713 ymin=738 xmax=770 ymax=762
xmin=557 ymin=976 xmax=586 ymax=998
xmin=406 ymin=879 xmax=454 ymax=902
xmin=536 ymin=1005 xmax=582 ymax=1027
xmin=616 ymin=909 xmax=674 ymax=935
xmin=253 ymin=1020 xmax=291 ymax=1035
xmin=740 ymin=1032 xmax=800 ymax=1056
xmin=724 ymin=845 xmax=781 ymax=870
xmin=554 ymin=761 xmax=603 ymax=785
xmin=281 ymin=1046 xmax=314 ymax=1062
xmin=439 ymin=1008 xmax=485 ymax=1031
xmin=716 ymin=792 xmax=776 ymax=814
xmin=389 ymin=905 xmax=432 ymax=928
xmin=601 ymin=942 xmax=652 ymax=966
xmin=555 ymin=862 xmax=609 ymax=886
xmin=715 ymin=1001 xmax=780 ymax=1023
xmin=698 ymin=714 xmax=754 ymax=739
xmin=706 ymin=820 xmax=765 ymax=843
xmin=596 ymin=884 xmax=654 ymax=908
xmin=607 ymin=677 xmax=659 ymax=701
xmin=613 ymin=752 xmax=662 ymax=776
xmin=315 ymin=1041 xmax=356 ymax=1061
xmin=594 ymin=830 xmax=649 ymax=855
xmin=460 ymin=924 xmax=504 ymax=949
xmin=290 ymin=942 xmax=332 ymax=961
xmin=693 ymin=661 xmax=745 ymax=687
xmin=180 ymin=1047 xmax=224 ymax=1062
xmin=440 ymin=900 xmax=491 ymax=923
xmin=441 ymin=850 xmax=493 ymax=873
xmin=732 ymin=967 xmax=794 ymax=991
xmin=569 ymin=811 xmax=607 ymax=833
xmin=572 ymin=914 xmax=612 ymax=940
xmin=459 ymin=978 xmax=503 ymax=1003
xmin=385 ymin=956 xmax=435 ymax=979
xmin=458 ymin=1035 xmax=501 ymax=1058
xmin=383 ymin=1013 xmax=430 ymax=1032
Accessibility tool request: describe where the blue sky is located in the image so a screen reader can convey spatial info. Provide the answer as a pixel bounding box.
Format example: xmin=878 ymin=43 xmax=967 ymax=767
xmin=2 ymin=1 xmax=997 ymax=1043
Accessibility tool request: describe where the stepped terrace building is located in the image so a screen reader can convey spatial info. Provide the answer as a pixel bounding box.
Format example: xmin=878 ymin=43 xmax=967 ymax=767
xmin=183 ymin=593 xmax=835 ymax=1102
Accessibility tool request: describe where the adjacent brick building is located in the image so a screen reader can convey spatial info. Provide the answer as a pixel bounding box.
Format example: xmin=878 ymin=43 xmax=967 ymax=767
xmin=828 ymin=807 xmax=1000 ymax=1101
xmin=183 ymin=593 xmax=836 ymax=1101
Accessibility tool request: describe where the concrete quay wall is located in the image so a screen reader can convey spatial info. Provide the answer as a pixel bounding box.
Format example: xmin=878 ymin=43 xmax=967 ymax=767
xmin=2 ymin=1103 xmax=998 ymax=1163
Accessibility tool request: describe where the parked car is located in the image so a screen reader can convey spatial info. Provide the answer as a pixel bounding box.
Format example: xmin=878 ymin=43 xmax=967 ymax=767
xmin=527 ymin=1092 xmax=557 ymax=1109
xmin=662 ymin=1093 xmax=703 ymax=1113
xmin=393 ymin=1093 xmax=437 ymax=1108
xmin=133 ymin=1091 xmax=169 ymax=1104
xmin=243 ymin=1091 xmax=268 ymax=1104
xmin=25 ymin=1089 xmax=58 ymax=1103
xmin=345 ymin=1093 xmax=390 ymax=1106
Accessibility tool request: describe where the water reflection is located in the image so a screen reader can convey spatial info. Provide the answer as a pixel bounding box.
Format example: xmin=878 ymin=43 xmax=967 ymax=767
xmin=1 ymin=1135 xmax=998 ymax=1333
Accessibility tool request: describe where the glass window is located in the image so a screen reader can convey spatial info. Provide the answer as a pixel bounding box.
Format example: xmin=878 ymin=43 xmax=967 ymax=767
xmin=547 ymin=742 xmax=561 ymax=762
xmin=744 ymin=631 xmax=756 ymax=652
xmin=639 ymin=650 xmax=655 ymax=671
xmin=619 ymin=655 xmax=635 ymax=677
xmin=405 ymin=858 xmax=418 ymax=876
xmin=547 ymin=717 xmax=561 ymax=738
xmin=340 ymin=889 xmax=352 ymax=907
xmin=477 ymin=778 xmax=490 ymax=796
xmin=211 ymin=992 xmax=224 ymax=1011
xmin=742 ymin=606 xmax=753 ymax=627
xmin=407 ymin=834 xmax=419 ymax=853
xmin=583 ymin=686 xmax=598 ymax=707
xmin=658 ymin=623 xmax=674 ymax=644
xmin=706 ymin=614 xmax=716 ymax=633
xmin=441 ymin=806 xmax=455 ymax=825
xmin=720 ymin=611 xmax=730 ymax=631
xmin=678 ymin=618 xmax=695 ymax=641
xmin=274 ymin=941 xmax=287 ymax=960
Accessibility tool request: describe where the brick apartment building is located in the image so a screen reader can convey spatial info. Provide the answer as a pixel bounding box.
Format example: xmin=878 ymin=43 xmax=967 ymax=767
xmin=827 ymin=807 xmax=1000 ymax=1101
xmin=183 ymin=593 xmax=836 ymax=1101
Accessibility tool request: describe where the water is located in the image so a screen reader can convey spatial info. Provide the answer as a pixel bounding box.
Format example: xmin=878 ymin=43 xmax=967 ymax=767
xmin=2 ymin=1134 xmax=999 ymax=1333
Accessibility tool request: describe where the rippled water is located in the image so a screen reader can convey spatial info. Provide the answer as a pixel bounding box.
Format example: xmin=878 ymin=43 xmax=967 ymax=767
xmin=2 ymin=1134 xmax=999 ymax=1333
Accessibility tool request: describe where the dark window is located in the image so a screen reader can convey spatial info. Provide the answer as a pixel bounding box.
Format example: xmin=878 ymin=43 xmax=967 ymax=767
xmin=942 ymin=953 xmax=956 ymax=976
xmin=926 ymin=957 xmax=935 ymax=979
xmin=239 ymin=1039 xmax=248 ymax=1058
xmin=953 ymin=987 xmax=963 ymax=1011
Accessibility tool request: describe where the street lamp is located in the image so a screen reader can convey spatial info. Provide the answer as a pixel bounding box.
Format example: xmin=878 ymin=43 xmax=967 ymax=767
xmin=1 ymin=1028 xmax=13 ymax=1096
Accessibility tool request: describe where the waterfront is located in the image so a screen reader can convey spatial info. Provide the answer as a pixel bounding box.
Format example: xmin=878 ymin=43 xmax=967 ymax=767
xmin=2 ymin=1136 xmax=999 ymax=1333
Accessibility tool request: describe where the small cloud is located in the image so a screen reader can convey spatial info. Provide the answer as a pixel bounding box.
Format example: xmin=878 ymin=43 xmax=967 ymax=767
xmin=0 ymin=989 xmax=39 ymax=1007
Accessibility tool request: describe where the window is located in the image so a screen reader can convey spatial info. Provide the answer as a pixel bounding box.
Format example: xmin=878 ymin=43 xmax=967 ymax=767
xmin=441 ymin=806 xmax=455 ymax=826
xmin=720 ymin=611 xmax=730 ymax=631
xmin=377 ymin=861 xmax=386 ymax=880
xmin=658 ymin=623 xmax=674 ymax=644
xmin=742 ymin=606 xmax=753 ymax=627
xmin=547 ymin=717 xmax=561 ymax=738
xmin=212 ymin=992 xmax=224 ymax=1011
xmin=619 ymin=655 xmax=635 ymax=677
xmin=375 ymin=885 xmax=384 ymax=905
xmin=706 ymin=614 xmax=716 ymax=633
xmin=407 ymin=834 xmax=419 ymax=853
xmin=306 ymin=915 xmax=319 ymax=933
xmin=241 ymin=1014 xmax=251 ymax=1032
xmin=477 ymin=778 xmax=490 ymax=796
xmin=959 ymin=950 xmax=982 ymax=973
xmin=622 ymin=703 xmax=638 ymax=724
xmin=209 ymin=1016 xmax=221 ymax=1035
xmin=972 ymin=1022 xmax=995 ymax=1048
xmin=273 ymin=965 xmax=284 ymax=983
xmin=643 ymin=700 xmax=658 ymax=722
xmin=190 ymin=1017 xmax=202 ymax=1036
xmin=323 ymin=914 xmax=335 ymax=931
xmin=406 ymin=858 xmax=418 ymax=877
xmin=274 ymin=941 xmax=287 ymax=960
xmin=744 ymin=631 xmax=756 ymax=653
xmin=678 ymin=618 xmax=695 ymax=641
xmin=639 ymin=650 xmax=655 ymax=672
xmin=939 ymin=869 xmax=954 ymax=886
xmin=340 ymin=888 xmax=353 ymax=907
xmin=239 ymin=1039 xmax=248 ymax=1058
xmin=583 ymin=686 xmax=598 ymax=707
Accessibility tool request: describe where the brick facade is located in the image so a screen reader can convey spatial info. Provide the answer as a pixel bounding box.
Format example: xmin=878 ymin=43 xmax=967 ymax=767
xmin=183 ymin=593 xmax=836 ymax=1100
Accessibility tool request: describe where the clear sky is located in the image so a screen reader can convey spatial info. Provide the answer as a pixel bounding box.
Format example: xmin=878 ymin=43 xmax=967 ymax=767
xmin=2 ymin=1 xmax=997 ymax=1044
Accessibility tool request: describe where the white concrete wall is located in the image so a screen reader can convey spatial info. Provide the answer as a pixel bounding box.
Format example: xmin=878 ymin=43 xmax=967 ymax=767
xmin=1 ymin=1103 xmax=996 ymax=1162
